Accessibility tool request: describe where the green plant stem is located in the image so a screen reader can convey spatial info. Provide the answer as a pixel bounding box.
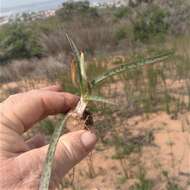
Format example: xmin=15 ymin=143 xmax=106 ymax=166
xmin=39 ymin=114 xmax=70 ymax=190
xmin=39 ymin=98 xmax=87 ymax=190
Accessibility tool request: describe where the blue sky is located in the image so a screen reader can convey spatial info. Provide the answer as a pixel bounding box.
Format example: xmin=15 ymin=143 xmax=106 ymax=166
xmin=0 ymin=0 xmax=108 ymax=16
xmin=0 ymin=0 xmax=65 ymax=16
xmin=1 ymin=0 xmax=52 ymax=8
xmin=1 ymin=0 xmax=107 ymax=9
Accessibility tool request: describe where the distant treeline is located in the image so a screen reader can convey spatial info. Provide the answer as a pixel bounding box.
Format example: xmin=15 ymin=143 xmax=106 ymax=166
xmin=0 ymin=0 xmax=189 ymax=63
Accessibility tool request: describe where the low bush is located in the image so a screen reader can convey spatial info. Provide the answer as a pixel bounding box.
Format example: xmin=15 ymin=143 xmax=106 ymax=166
xmin=56 ymin=0 xmax=99 ymax=21
xmin=134 ymin=5 xmax=169 ymax=42
xmin=0 ymin=22 xmax=43 ymax=62
xmin=115 ymin=27 xmax=127 ymax=41
xmin=114 ymin=6 xmax=129 ymax=19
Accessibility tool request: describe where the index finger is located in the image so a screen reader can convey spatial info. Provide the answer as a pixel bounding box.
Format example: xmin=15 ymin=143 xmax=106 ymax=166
xmin=0 ymin=89 xmax=79 ymax=134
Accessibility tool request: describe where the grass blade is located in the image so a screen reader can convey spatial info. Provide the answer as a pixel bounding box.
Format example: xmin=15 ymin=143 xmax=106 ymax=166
xmin=39 ymin=114 xmax=70 ymax=190
xmin=66 ymin=33 xmax=80 ymax=63
xmin=91 ymin=52 xmax=174 ymax=88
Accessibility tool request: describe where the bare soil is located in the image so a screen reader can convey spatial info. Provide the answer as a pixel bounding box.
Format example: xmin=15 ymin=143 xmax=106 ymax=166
xmin=0 ymin=81 xmax=190 ymax=190
xmin=61 ymin=112 xmax=190 ymax=190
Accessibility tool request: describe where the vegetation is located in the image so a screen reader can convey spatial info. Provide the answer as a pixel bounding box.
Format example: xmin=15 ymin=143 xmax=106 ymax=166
xmin=131 ymin=168 xmax=153 ymax=190
xmin=113 ymin=6 xmax=129 ymax=19
xmin=0 ymin=22 xmax=43 ymax=61
xmin=134 ymin=5 xmax=169 ymax=42
xmin=39 ymin=35 xmax=172 ymax=189
xmin=0 ymin=0 xmax=190 ymax=189
xmin=56 ymin=0 xmax=99 ymax=21
xmin=0 ymin=0 xmax=184 ymax=62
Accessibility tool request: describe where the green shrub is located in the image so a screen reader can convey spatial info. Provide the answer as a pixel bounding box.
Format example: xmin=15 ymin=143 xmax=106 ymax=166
xmin=115 ymin=27 xmax=127 ymax=41
xmin=134 ymin=5 xmax=169 ymax=42
xmin=56 ymin=0 xmax=99 ymax=21
xmin=114 ymin=6 xmax=129 ymax=19
xmin=0 ymin=22 xmax=43 ymax=61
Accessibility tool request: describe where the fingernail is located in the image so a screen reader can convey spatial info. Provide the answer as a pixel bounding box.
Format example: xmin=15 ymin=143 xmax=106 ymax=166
xmin=81 ymin=131 xmax=97 ymax=151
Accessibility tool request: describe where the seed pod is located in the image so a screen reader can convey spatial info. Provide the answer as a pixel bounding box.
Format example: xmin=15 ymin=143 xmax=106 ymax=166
xmin=70 ymin=59 xmax=77 ymax=87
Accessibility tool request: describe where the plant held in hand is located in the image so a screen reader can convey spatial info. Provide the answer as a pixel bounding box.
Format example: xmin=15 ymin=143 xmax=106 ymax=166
xmin=39 ymin=35 xmax=173 ymax=190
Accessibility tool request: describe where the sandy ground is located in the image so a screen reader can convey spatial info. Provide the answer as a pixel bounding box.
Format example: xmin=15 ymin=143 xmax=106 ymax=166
xmin=60 ymin=112 xmax=190 ymax=190
xmin=0 ymin=81 xmax=190 ymax=190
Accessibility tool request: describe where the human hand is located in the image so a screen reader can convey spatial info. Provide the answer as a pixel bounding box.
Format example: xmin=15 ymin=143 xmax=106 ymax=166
xmin=0 ymin=86 xmax=97 ymax=189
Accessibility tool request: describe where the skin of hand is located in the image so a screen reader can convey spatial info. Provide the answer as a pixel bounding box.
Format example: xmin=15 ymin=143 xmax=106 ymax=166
xmin=0 ymin=85 xmax=97 ymax=190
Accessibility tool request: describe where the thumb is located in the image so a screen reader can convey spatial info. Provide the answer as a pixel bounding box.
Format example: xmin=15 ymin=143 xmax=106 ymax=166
xmin=52 ymin=130 xmax=97 ymax=177
xmin=14 ymin=130 xmax=97 ymax=188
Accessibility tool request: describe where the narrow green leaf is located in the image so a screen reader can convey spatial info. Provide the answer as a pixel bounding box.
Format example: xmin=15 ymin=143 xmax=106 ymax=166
xmin=39 ymin=114 xmax=70 ymax=190
xmin=66 ymin=34 xmax=80 ymax=62
xmin=84 ymin=95 xmax=116 ymax=105
xmin=91 ymin=52 xmax=174 ymax=88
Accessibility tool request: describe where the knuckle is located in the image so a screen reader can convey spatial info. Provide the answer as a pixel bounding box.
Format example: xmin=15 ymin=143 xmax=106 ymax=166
xmin=7 ymin=94 xmax=19 ymax=100
xmin=6 ymin=93 xmax=23 ymax=103
xmin=28 ymin=89 xmax=38 ymax=95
